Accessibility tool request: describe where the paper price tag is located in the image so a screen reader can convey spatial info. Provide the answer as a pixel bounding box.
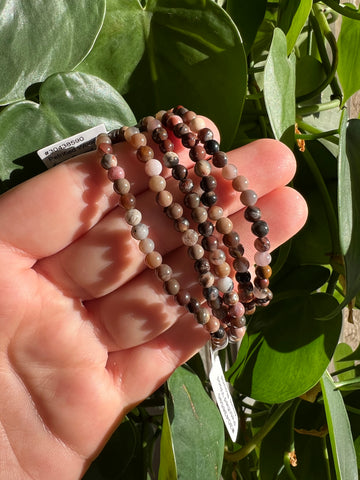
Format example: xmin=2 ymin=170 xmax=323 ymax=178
xmin=37 ymin=124 xmax=107 ymax=169
xmin=209 ymin=351 xmax=238 ymax=442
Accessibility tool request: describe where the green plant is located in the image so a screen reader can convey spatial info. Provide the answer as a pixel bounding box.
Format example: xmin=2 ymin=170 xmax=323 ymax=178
xmin=1 ymin=1 xmax=360 ymax=478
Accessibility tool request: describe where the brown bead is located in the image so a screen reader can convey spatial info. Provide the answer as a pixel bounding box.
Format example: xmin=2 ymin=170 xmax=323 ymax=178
xmin=113 ymin=178 xmax=130 ymax=195
xmin=166 ymin=202 xmax=183 ymax=220
xmin=187 ymin=297 xmax=201 ymax=313
xmin=189 ymin=144 xmax=207 ymax=162
xmin=191 ymin=206 xmax=208 ymax=224
xmin=149 ymin=175 xmax=166 ymax=192
xmin=208 ymin=205 xmax=223 ymax=221
xmin=201 ymin=235 xmax=218 ymax=251
xmin=176 ymin=289 xmax=191 ymax=306
xmin=174 ymin=217 xmax=190 ymax=233
xmin=196 ymin=308 xmax=210 ymax=325
xmin=233 ymin=256 xmax=250 ymax=273
xmin=223 ymin=291 xmax=239 ymax=306
xmin=173 ymin=122 xmax=190 ymax=138
xmin=212 ymin=151 xmax=228 ymax=168
xmin=156 ymin=190 xmax=173 ymax=207
xmin=159 ymin=139 xmax=174 ymax=153
xmin=119 ymin=193 xmax=136 ymax=209
xmin=209 ymin=249 xmax=226 ymax=265
xmin=214 ymin=262 xmax=231 ymax=278
xmin=194 ymin=160 xmax=211 ymax=177
xmin=255 ymin=265 xmax=272 ymax=279
xmin=254 ymin=237 xmax=271 ymax=252
xmin=216 ymin=217 xmax=233 ymax=234
xmin=254 ymin=277 xmax=270 ymax=289
xmin=152 ymin=127 xmax=168 ymax=143
xmin=198 ymin=272 xmax=215 ymax=288
xmin=156 ymin=264 xmax=173 ymax=282
xmin=229 ymin=244 xmax=245 ymax=258
xmin=130 ymin=132 xmax=147 ymax=149
xmin=198 ymin=127 xmax=214 ymax=143
xmin=212 ymin=306 xmax=228 ymax=321
xmin=182 ymin=110 xmax=197 ymax=123
xmin=184 ymin=192 xmax=200 ymax=209
xmin=179 ymin=178 xmax=194 ymax=193
xmin=181 ymin=132 xmax=197 ymax=148
xmin=223 ymin=231 xmax=240 ymax=248
xmin=188 ymin=244 xmax=204 ymax=260
xmin=205 ymin=316 xmax=220 ymax=333
xmin=137 ymin=145 xmax=154 ymax=163
xmin=194 ymin=257 xmax=211 ymax=274
xmin=172 ymin=164 xmax=188 ymax=181
xmin=164 ymin=278 xmax=180 ymax=295
xmin=145 ymin=251 xmax=163 ymax=269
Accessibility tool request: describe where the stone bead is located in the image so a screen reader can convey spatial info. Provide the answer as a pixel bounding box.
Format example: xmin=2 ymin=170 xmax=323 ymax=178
xmin=228 ymin=303 xmax=245 ymax=319
xmin=204 ymin=139 xmax=220 ymax=155
xmin=145 ymin=159 xmax=162 ymax=176
xmin=200 ymin=175 xmax=217 ymax=192
xmin=201 ymin=191 xmax=217 ymax=207
xmin=98 ymin=143 xmax=113 ymax=155
xmin=198 ymin=127 xmax=214 ymax=143
xmin=145 ymin=116 xmax=162 ymax=133
xmin=209 ymin=249 xmax=226 ymax=265
xmin=108 ymin=127 xmax=126 ymax=143
xmin=131 ymin=223 xmax=149 ymax=240
xmin=164 ymin=278 xmax=180 ymax=295
xmin=182 ymin=110 xmax=197 ymax=123
xmin=255 ymin=265 xmax=272 ymax=279
xmin=119 ymin=193 xmax=136 ymax=210
xmin=191 ymin=206 xmax=208 ymax=224
xmin=189 ymin=144 xmax=207 ymax=162
xmin=203 ymin=286 xmax=219 ymax=301
xmin=184 ymin=192 xmax=200 ymax=209
xmin=244 ymin=206 xmax=262 ymax=222
xmin=166 ymin=202 xmax=183 ymax=220
xmin=187 ymin=297 xmax=201 ymax=313
xmin=194 ymin=160 xmax=211 ymax=177
xmin=113 ymin=178 xmax=130 ymax=195
xmin=96 ymin=133 xmax=111 ymax=146
xmin=163 ymin=151 xmax=179 ymax=168
xmin=198 ymin=221 xmax=214 ymax=237
xmin=124 ymin=126 xmax=140 ymax=142
xmin=148 ymin=175 xmax=166 ymax=192
xmin=194 ymin=257 xmax=211 ymax=274
xmin=214 ymin=262 xmax=231 ymax=278
xmin=229 ymin=244 xmax=245 ymax=258
xmin=229 ymin=326 xmax=246 ymax=342
xmin=108 ymin=166 xmax=125 ymax=181
xmin=212 ymin=326 xmax=226 ymax=339
xmin=208 ymin=205 xmax=223 ymax=221
xmin=125 ymin=208 xmax=142 ymax=226
xmin=210 ymin=296 xmax=223 ymax=310
xmin=176 ymin=290 xmax=191 ymax=306
xmin=254 ymin=277 xmax=270 ymax=289
xmin=101 ymin=154 xmax=117 ymax=170
xmin=173 ymin=122 xmax=190 ymax=138
xmin=156 ymin=263 xmax=173 ymax=281
xmin=254 ymin=236 xmax=271 ymax=252
xmin=254 ymin=286 xmax=269 ymax=299
xmin=199 ymin=272 xmax=215 ymax=288
xmin=156 ymin=190 xmax=173 ymax=207
xmin=166 ymin=114 xmax=183 ymax=128
xmin=244 ymin=302 xmax=256 ymax=314
xmin=216 ymin=217 xmax=233 ymax=234
xmin=179 ymin=178 xmax=194 ymax=193
xmin=129 ymin=132 xmax=147 ymax=149
xmin=137 ymin=145 xmax=154 ymax=163
xmin=188 ymin=244 xmax=204 ymax=260
xmin=223 ymin=291 xmax=239 ymax=306
xmin=212 ymin=306 xmax=228 ymax=321
xmin=235 ymin=271 xmax=251 ymax=283
xmin=196 ymin=307 xmax=211 ymax=325
xmin=222 ymin=163 xmax=238 ymax=180
xmin=174 ymin=217 xmax=190 ymax=233
xmin=238 ymin=286 xmax=255 ymax=304
xmin=232 ymin=175 xmax=249 ymax=192
xmin=205 ymin=316 xmax=221 ymax=333
xmin=181 ymin=132 xmax=197 ymax=148
xmin=152 ymin=127 xmax=168 ymax=143
xmin=182 ymin=229 xmax=199 ymax=246
xmin=212 ymin=151 xmax=228 ymax=168
xmin=145 ymin=251 xmax=163 ymax=269
xmin=189 ymin=116 xmax=206 ymax=132
xmin=161 ymin=111 xmax=174 ymax=126
xmin=240 ymin=189 xmax=258 ymax=206
xmin=251 ymin=220 xmax=269 ymax=238
xmin=223 ymin=231 xmax=240 ymax=248
xmin=155 ymin=109 xmax=167 ymax=121
xmin=233 ymin=256 xmax=250 ymax=272
xmin=139 ymin=237 xmax=155 ymax=254
xmin=217 ymin=276 xmax=234 ymax=293
xmin=201 ymin=235 xmax=218 ymax=252
xmin=254 ymin=251 xmax=272 ymax=266
xmin=172 ymin=164 xmax=188 ymax=181
xmin=159 ymin=139 xmax=174 ymax=153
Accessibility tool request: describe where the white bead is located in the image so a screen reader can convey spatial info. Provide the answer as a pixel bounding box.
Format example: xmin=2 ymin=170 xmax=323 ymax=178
xmin=145 ymin=158 xmax=162 ymax=176
xmin=217 ymin=276 xmax=234 ymax=293
xmin=139 ymin=238 xmax=155 ymax=254
xmin=131 ymin=223 xmax=149 ymax=240
xmin=125 ymin=208 xmax=142 ymax=226
xmin=254 ymin=252 xmax=272 ymax=266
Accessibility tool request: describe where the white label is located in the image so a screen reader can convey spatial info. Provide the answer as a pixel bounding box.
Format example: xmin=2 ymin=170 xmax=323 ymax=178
xmin=209 ymin=352 xmax=239 ymax=442
xmin=37 ymin=124 xmax=107 ymax=169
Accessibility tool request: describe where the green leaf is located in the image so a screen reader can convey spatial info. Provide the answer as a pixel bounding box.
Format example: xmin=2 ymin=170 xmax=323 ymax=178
xmin=320 ymin=370 xmax=358 ymax=480
xmin=164 ymin=366 xmax=224 ymax=479
xmin=159 ymin=397 xmax=177 ymax=480
xmin=264 ymin=28 xmax=296 ymax=147
xmin=226 ymin=0 xmax=266 ymax=54
xmin=77 ymin=0 xmax=247 ymax=150
xmin=333 ymin=343 xmax=355 ymax=383
xmin=0 ymin=72 xmax=136 ymax=188
xmin=278 ymin=0 xmax=312 ymax=55
xmin=337 ymin=10 xmax=360 ymax=104
xmin=0 ymin=0 xmax=105 ymax=105
xmin=226 ymin=292 xmax=342 ymax=403
xmin=295 ymin=55 xmax=327 ymax=98
xmin=338 ymin=116 xmax=360 ymax=305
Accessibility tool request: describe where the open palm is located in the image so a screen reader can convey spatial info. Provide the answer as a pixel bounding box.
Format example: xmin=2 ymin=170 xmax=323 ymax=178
xmin=0 ymin=121 xmax=307 ymax=479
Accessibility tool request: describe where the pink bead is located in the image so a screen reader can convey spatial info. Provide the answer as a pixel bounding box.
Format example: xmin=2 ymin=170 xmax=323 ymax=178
xmin=147 ymin=117 xmax=162 ymax=133
xmin=222 ymin=164 xmax=238 ymax=180
xmin=229 ymin=302 xmax=245 ymax=318
xmin=166 ymin=115 xmax=183 ymax=128
xmin=107 ymin=166 xmax=125 ymax=181
xmin=254 ymin=251 xmax=272 ymax=266
xmin=145 ymin=158 xmax=162 ymax=176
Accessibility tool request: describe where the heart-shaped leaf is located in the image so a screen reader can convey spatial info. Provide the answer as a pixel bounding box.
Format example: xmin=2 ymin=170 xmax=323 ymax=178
xmin=77 ymin=0 xmax=247 ymax=150
xmin=0 ymin=0 xmax=106 ymax=105
xmin=0 ymin=72 xmax=136 ymax=190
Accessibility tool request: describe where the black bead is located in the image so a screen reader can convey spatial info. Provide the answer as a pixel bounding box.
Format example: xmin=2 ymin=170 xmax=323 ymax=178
xmin=212 ymin=326 xmax=226 ymax=339
xmin=187 ymin=297 xmax=201 ymax=313
xmin=200 ymin=175 xmax=217 ymax=192
xmin=179 ymin=178 xmax=194 ymax=193
xmin=235 ymin=271 xmax=251 ymax=283
xmin=172 ymin=164 xmax=188 ymax=181
xmin=194 ymin=257 xmax=211 ymax=274
xmin=244 ymin=206 xmax=262 ymax=222
xmin=204 ymin=139 xmax=220 ymax=155
xmin=251 ymin=220 xmax=269 ymax=238
xmin=200 ymin=191 xmax=217 ymax=207
xmin=212 ymin=151 xmax=228 ymax=168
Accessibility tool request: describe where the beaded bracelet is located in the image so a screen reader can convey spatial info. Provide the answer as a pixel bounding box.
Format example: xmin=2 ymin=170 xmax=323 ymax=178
xmin=99 ymin=106 xmax=272 ymax=350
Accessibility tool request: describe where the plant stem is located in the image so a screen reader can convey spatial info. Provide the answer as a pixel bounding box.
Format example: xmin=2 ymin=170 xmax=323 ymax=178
xmin=322 ymin=436 xmax=332 ymax=480
xmin=296 ymin=99 xmax=341 ymax=117
xmin=296 ymin=119 xmax=339 ymax=145
xmin=323 ymin=0 xmax=360 ymax=20
xmin=224 ymin=401 xmax=293 ymax=461
xmin=295 ymin=129 xmax=339 ymax=141
xmin=326 ymin=269 xmax=340 ymax=294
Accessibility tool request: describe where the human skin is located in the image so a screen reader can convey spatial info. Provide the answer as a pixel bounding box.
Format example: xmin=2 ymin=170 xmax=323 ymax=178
xmin=0 ymin=118 xmax=307 ymax=479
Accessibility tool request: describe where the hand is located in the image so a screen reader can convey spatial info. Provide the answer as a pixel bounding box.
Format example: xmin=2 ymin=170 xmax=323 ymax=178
xmin=0 ymin=118 xmax=307 ymax=479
